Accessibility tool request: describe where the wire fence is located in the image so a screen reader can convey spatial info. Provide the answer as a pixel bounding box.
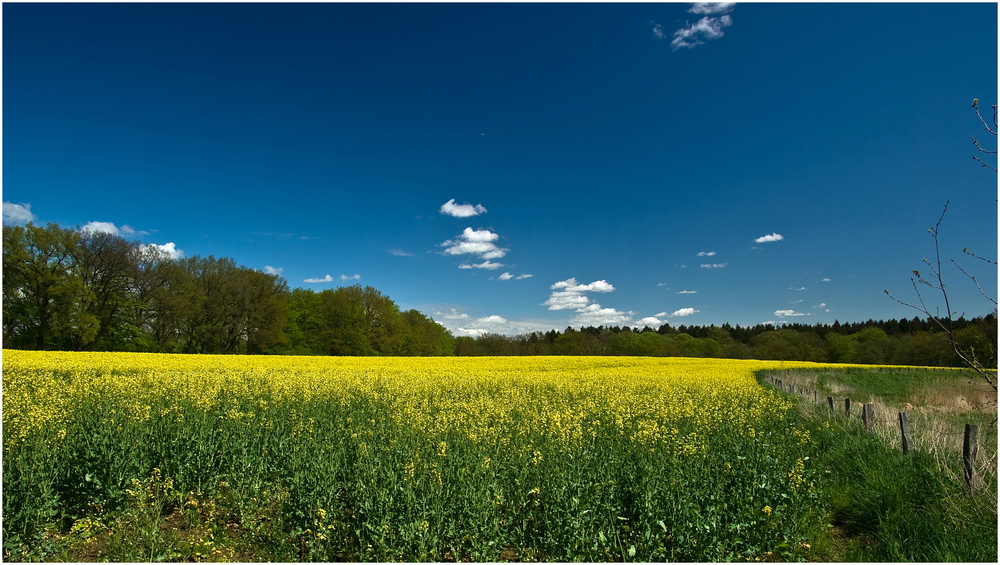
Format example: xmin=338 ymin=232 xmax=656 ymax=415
xmin=762 ymin=371 xmax=998 ymax=490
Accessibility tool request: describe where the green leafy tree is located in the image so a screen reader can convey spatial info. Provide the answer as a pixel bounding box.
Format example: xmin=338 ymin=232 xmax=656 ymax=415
xmin=2 ymin=223 xmax=82 ymax=349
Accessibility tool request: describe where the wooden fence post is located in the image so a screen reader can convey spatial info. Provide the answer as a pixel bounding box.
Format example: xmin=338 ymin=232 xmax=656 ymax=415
xmin=862 ymin=403 xmax=875 ymax=432
xmin=898 ymin=412 xmax=912 ymax=454
xmin=827 ymin=396 xmax=834 ymax=411
xmin=963 ymin=424 xmax=978 ymax=488
xmin=845 ymin=397 xmax=851 ymax=417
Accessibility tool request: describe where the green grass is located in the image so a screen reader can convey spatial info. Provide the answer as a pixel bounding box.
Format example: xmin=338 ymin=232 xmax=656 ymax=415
xmin=763 ymin=367 xmax=998 ymax=562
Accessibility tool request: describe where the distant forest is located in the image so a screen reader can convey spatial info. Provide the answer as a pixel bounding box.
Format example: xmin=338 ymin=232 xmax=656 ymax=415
xmin=4 ymin=222 xmax=996 ymax=368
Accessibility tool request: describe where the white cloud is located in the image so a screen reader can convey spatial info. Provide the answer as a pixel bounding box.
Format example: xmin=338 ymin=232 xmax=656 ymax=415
xmin=697 ymin=251 xmax=716 ymax=257
xmin=148 ymin=242 xmax=184 ymax=260
xmin=543 ymin=278 xmax=616 ymax=310
xmin=671 ymin=13 xmax=733 ymax=51
xmin=477 ymin=315 xmax=507 ymax=324
xmin=571 ymin=303 xmax=633 ymax=326
xmin=117 ymin=224 xmax=149 ymax=236
xmin=388 ymin=249 xmax=414 ymax=256
xmin=755 ymin=233 xmax=784 ymax=243
xmin=497 ymin=272 xmax=531 ymax=280
xmin=440 ymin=199 xmax=487 ymax=218
xmin=436 ymin=308 xmax=469 ymax=320
xmin=441 ymin=227 xmax=508 ymax=260
xmin=688 ymin=3 xmax=735 ymax=15
xmin=774 ymin=309 xmax=806 ymax=317
xmin=460 ymin=260 xmax=504 ymax=270
xmin=652 ymin=22 xmax=665 ymax=40
xmin=3 ymin=202 xmax=37 ymax=225
xmin=340 ymin=274 xmax=361 ymax=281
xmin=820 ymin=278 xmax=831 ymax=282
xmin=457 ymin=327 xmax=489 ymax=337
xmin=790 ymin=286 xmax=806 ymax=291
xmin=304 ymin=274 xmax=334 ymax=283
xmin=497 ymin=272 xmax=531 ymax=281
xmin=678 ymin=290 xmax=698 ymax=294
xmin=635 ymin=316 xmax=664 ymax=327
xmin=551 ymin=278 xmax=615 ymax=293
xmin=701 ymin=263 xmax=727 ymax=269
xmin=81 ymin=221 xmax=120 ymax=236
xmin=671 ymin=307 xmax=699 ymax=317
xmin=265 ymin=266 xmax=283 ymax=275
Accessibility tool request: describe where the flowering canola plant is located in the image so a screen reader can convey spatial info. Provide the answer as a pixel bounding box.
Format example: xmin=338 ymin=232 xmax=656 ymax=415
xmin=4 ymin=351 xmax=843 ymax=561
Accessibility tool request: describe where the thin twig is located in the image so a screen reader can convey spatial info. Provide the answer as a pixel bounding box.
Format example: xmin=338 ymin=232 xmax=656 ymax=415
xmin=963 ymin=247 xmax=998 ymax=266
xmin=952 ymin=259 xmax=998 ymax=305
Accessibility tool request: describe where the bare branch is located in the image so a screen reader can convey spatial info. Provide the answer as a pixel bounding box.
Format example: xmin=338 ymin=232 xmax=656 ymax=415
xmin=962 ymin=247 xmax=997 ymax=265
xmin=952 ymin=259 xmax=998 ymax=305
xmin=972 ymin=153 xmax=998 ymax=172
xmin=970 ymin=100 xmax=998 ymax=172
xmin=971 ymin=99 xmax=998 ymax=135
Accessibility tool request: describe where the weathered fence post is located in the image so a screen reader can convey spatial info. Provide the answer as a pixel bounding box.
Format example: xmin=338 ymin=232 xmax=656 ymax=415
xmin=862 ymin=403 xmax=875 ymax=432
xmin=845 ymin=397 xmax=851 ymax=417
xmin=963 ymin=424 xmax=979 ymax=488
xmin=898 ymin=412 xmax=912 ymax=454
xmin=827 ymin=396 xmax=834 ymax=411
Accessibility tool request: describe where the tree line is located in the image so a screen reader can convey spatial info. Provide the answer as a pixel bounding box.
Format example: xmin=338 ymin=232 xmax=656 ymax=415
xmin=457 ymin=316 xmax=996 ymax=368
xmin=3 ymin=222 xmax=995 ymax=367
xmin=2 ymin=223 xmax=452 ymax=355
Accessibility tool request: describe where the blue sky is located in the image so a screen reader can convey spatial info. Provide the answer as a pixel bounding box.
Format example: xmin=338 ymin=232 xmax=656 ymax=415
xmin=4 ymin=2 xmax=998 ymax=337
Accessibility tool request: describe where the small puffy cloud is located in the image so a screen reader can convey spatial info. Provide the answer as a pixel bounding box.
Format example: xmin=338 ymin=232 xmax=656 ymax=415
xmin=671 ymin=307 xmax=699 ymax=317
xmin=552 ymin=278 xmax=615 ymax=293
xmin=755 ymin=233 xmax=784 ymax=243
xmin=477 ymin=315 xmax=507 ymax=324
xmin=3 ymin=202 xmax=37 ymax=225
xmin=341 ymin=274 xmax=361 ymax=281
xmin=440 ymin=199 xmax=487 ymax=218
xmin=497 ymin=272 xmax=533 ymax=281
xmin=571 ymin=303 xmax=633 ymax=326
xmin=118 ymin=224 xmax=149 ymax=236
xmin=688 ymin=2 xmax=735 ymax=15
xmin=635 ymin=316 xmax=664 ymax=327
xmin=697 ymin=251 xmax=716 ymax=257
xmin=441 ymin=227 xmax=507 ymax=259
xmin=460 ymin=260 xmax=504 ymax=270
xmin=304 ymin=274 xmax=334 ymax=283
xmin=652 ymin=22 xmax=665 ymax=39
xmin=388 ymin=249 xmax=414 ymax=256
xmin=265 ymin=266 xmax=283 ymax=275
xmin=672 ymin=13 xmax=733 ymax=51
xmin=437 ymin=308 xmax=469 ymax=320
xmin=148 ymin=242 xmax=184 ymax=260
xmin=457 ymin=327 xmax=489 ymax=337
xmin=81 ymin=221 xmax=119 ymax=236
xmin=544 ymin=291 xmax=591 ymax=311
xmin=820 ymin=278 xmax=832 ymax=282
xmin=543 ymin=278 xmax=616 ymax=311
xmin=790 ymin=286 xmax=806 ymax=291
xmin=774 ymin=309 xmax=806 ymax=317
xmin=678 ymin=290 xmax=697 ymax=294
xmin=701 ymin=263 xmax=727 ymax=269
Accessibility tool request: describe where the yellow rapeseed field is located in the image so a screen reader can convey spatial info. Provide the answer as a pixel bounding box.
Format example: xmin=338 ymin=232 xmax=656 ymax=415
xmin=3 ymin=350 xmax=841 ymax=452
xmin=3 ymin=350 xmax=888 ymax=561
